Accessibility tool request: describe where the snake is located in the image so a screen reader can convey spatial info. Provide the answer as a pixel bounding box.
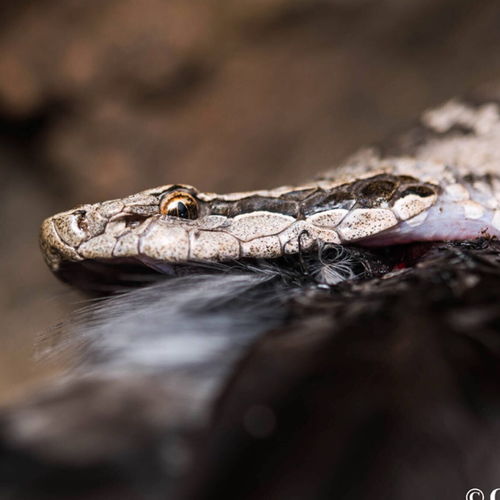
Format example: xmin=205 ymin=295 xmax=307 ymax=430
xmin=40 ymin=100 xmax=500 ymax=288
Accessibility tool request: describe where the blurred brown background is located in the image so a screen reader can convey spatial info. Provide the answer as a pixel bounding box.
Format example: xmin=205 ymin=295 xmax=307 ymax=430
xmin=2 ymin=0 xmax=500 ymax=403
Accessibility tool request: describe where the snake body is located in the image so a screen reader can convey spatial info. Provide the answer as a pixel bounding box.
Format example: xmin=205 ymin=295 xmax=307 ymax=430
xmin=40 ymin=100 xmax=500 ymax=286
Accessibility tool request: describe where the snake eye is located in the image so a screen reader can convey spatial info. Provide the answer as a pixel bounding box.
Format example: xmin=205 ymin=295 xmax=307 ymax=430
xmin=159 ymin=191 xmax=199 ymax=219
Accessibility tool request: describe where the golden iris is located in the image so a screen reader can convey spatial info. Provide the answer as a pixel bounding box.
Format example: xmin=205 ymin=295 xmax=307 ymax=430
xmin=160 ymin=192 xmax=199 ymax=219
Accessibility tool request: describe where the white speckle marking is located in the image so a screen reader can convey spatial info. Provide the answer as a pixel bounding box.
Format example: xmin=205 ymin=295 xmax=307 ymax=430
xmin=113 ymin=232 xmax=139 ymax=257
xmin=337 ymin=209 xmax=398 ymax=241
xmin=308 ymin=226 xmax=341 ymax=244
xmin=462 ymin=200 xmax=485 ymax=220
xmin=229 ymin=211 xmax=294 ymax=241
xmin=445 ymin=183 xmax=470 ymax=201
xmin=197 ymin=216 xmax=229 ymax=230
xmin=189 ymin=231 xmax=240 ymax=260
xmin=99 ymin=200 xmax=125 ymax=217
xmin=422 ymin=100 xmax=499 ymax=135
xmin=139 ymin=222 xmax=189 ymax=261
xmin=79 ymin=234 xmax=117 ymax=259
xmin=307 ymin=209 xmax=348 ymax=228
xmin=280 ymin=221 xmax=315 ymax=254
xmin=241 ymin=236 xmax=282 ymax=258
xmin=392 ymin=193 xmax=436 ymax=220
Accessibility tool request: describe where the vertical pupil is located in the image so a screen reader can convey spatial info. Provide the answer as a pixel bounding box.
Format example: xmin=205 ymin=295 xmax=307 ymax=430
xmin=175 ymin=201 xmax=189 ymax=218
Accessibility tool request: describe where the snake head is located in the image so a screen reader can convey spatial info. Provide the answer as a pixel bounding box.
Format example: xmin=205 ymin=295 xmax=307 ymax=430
xmin=41 ymin=162 xmax=500 ymax=292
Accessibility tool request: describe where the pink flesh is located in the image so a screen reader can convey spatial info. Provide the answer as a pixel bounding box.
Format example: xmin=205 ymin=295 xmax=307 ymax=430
xmin=359 ymin=199 xmax=500 ymax=247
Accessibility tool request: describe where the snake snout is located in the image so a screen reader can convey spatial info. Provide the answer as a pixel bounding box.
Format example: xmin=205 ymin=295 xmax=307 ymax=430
xmin=40 ymin=214 xmax=82 ymax=272
xmin=40 ymin=205 xmax=107 ymax=270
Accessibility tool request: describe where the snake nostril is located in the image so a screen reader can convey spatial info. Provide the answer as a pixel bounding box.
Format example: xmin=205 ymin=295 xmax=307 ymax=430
xmin=74 ymin=210 xmax=88 ymax=231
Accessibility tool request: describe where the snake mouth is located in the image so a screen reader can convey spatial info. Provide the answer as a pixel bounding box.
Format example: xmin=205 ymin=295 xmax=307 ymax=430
xmin=54 ymin=257 xmax=177 ymax=294
xmin=54 ymin=241 xmax=450 ymax=294
xmin=55 ymin=257 xmax=253 ymax=293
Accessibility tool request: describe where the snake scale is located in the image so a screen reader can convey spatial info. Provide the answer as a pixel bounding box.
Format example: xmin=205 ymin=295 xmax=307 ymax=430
xmin=40 ymin=99 xmax=500 ymax=287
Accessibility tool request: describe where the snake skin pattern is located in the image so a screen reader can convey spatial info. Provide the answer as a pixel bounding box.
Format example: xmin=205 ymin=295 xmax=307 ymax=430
xmin=40 ymin=99 xmax=500 ymax=283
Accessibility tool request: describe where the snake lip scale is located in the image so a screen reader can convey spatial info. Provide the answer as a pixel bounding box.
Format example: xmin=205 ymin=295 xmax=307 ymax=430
xmin=40 ymin=100 xmax=500 ymax=289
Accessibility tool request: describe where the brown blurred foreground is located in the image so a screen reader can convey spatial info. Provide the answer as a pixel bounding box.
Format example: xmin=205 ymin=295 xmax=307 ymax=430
xmin=3 ymin=0 xmax=500 ymax=400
